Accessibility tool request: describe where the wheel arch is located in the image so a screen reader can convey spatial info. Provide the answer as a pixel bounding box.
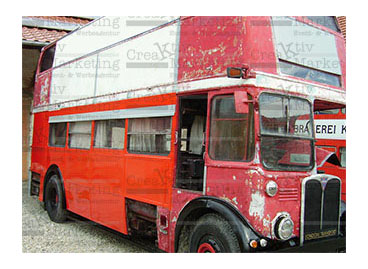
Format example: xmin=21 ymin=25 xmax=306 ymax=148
xmin=174 ymin=196 xmax=261 ymax=252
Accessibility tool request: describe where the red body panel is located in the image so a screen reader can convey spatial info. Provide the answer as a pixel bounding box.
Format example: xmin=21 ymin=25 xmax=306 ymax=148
xmin=314 ymin=110 xmax=346 ymax=201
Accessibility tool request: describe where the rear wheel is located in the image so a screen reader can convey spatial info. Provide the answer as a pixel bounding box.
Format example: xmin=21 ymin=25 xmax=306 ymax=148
xmin=189 ymin=214 xmax=241 ymax=253
xmin=45 ymin=174 xmax=67 ymax=223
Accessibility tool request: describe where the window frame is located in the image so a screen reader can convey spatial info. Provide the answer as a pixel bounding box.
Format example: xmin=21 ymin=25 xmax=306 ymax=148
xmin=126 ymin=117 xmax=172 ymax=156
xmin=258 ymin=92 xmax=315 ymax=172
xmin=278 ymin=60 xmax=342 ymax=88
xmin=49 ymin=122 xmax=67 ymax=148
xmin=93 ymin=119 xmax=126 ymax=150
xmin=68 ymin=121 xmax=92 ymax=150
xmin=208 ymin=93 xmax=255 ymax=163
xmin=39 ymin=45 xmax=56 ymax=74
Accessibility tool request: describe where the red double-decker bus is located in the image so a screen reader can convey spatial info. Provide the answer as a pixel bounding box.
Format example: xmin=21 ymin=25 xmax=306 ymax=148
xmin=29 ymin=16 xmax=346 ymax=252
xmin=314 ymin=108 xmax=346 ymax=202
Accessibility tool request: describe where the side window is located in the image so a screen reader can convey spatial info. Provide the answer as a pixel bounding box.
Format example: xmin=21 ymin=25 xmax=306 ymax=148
xmin=49 ymin=122 xmax=67 ymax=147
xmin=39 ymin=45 xmax=56 ymax=73
xmin=209 ymin=94 xmax=254 ymax=161
xmin=314 ymin=108 xmax=340 ymax=115
xmin=94 ymin=119 xmax=125 ymax=149
xmin=340 ymin=147 xmax=346 ymax=168
xmin=68 ymin=121 xmax=92 ymax=149
xmin=127 ymin=117 xmax=171 ymax=154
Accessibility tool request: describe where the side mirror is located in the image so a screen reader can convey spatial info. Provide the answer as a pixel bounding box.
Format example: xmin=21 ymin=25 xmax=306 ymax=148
xmin=234 ymin=91 xmax=250 ymax=114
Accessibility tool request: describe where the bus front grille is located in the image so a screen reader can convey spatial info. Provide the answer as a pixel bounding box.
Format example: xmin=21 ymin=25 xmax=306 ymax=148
xmin=300 ymin=175 xmax=341 ymax=245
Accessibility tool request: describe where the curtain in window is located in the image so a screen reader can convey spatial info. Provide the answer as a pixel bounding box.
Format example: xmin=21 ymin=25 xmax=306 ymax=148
xmin=189 ymin=115 xmax=204 ymax=155
xmin=128 ymin=117 xmax=171 ymax=153
xmin=94 ymin=121 xmax=108 ymax=148
xmin=129 ymin=118 xmax=155 ymax=152
xmin=111 ymin=127 xmax=125 ymax=149
xmin=69 ymin=121 xmax=91 ymax=149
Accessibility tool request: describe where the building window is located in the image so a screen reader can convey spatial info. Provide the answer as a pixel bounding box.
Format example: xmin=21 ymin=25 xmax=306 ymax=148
xmin=94 ymin=119 xmax=125 ymax=149
xmin=209 ymin=94 xmax=254 ymax=161
xmin=49 ymin=122 xmax=67 ymax=147
xmin=127 ymin=117 xmax=171 ymax=154
xmin=68 ymin=121 xmax=92 ymax=149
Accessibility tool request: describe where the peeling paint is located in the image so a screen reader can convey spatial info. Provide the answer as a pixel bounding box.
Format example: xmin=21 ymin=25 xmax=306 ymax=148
xmin=171 ymin=216 xmax=177 ymax=223
xmin=249 ymin=191 xmax=265 ymax=219
xmin=254 ymin=144 xmax=261 ymax=164
xmin=233 ymin=175 xmax=236 ymax=181
xmin=232 ymin=197 xmax=239 ymax=205
xmin=263 ymin=214 xmax=271 ymax=227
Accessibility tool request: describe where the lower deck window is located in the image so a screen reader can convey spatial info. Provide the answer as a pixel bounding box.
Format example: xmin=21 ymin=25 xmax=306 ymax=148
xmin=49 ymin=122 xmax=67 ymax=147
xmin=127 ymin=117 xmax=171 ymax=154
xmin=94 ymin=119 xmax=125 ymax=149
xmin=68 ymin=121 xmax=92 ymax=149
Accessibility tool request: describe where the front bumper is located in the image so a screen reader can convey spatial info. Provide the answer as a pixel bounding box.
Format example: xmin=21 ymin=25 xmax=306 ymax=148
xmin=275 ymin=236 xmax=346 ymax=253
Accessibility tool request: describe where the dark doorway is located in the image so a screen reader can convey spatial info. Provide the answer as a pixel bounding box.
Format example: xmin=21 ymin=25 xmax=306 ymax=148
xmin=175 ymin=94 xmax=208 ymax=192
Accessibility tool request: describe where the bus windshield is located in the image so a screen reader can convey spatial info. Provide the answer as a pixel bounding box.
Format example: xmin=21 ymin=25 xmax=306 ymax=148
xmin=259 ymin=93 xmax=314 ymax=171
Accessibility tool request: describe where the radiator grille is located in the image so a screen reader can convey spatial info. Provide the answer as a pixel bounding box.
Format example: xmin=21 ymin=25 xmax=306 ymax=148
xmin=301 ymin=176 xmax=341 ymax=244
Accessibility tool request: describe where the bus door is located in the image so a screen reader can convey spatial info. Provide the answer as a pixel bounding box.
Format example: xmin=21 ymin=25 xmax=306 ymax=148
xmin=204 ymin=89 xmax=255 ymax=199
xmin=175 ymin=94 xmax=208 ymax=192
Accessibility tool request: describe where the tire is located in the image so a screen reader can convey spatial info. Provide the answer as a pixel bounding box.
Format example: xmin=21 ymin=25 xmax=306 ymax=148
xmin=189 ymin=213 xmax=241 ymax=253
xmin=45 ymin=174 xmax=67 ymax=223
xmin=340 ymin=201 xmax=346 ymax=236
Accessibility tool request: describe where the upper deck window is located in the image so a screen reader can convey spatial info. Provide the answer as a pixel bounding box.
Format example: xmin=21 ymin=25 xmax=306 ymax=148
xmin=279 ymin=60 xmax=341 ymax=87
xmin=306 ymin=16 xmax=340 ymax=32
xmin=39 ymin=45 xmax=55 ymax=73
xmin=272 ymin=16 xmax=342 ymax=87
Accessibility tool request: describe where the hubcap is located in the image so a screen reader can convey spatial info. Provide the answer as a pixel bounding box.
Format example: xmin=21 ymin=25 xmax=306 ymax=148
xmin=197 ymin=243 xmax=216 ymax=253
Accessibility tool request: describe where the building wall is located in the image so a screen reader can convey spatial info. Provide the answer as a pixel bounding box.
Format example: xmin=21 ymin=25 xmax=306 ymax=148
xmin=22 ymin=92 xmax=33 ymax=181
xmin=337 ymin=16 xmax=346 ymax=41
xmin=22 ymin=48 xmax=40 ymax=181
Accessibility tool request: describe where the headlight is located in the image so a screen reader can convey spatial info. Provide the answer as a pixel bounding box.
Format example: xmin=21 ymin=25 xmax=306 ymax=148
xmin=274 ymin=214 xmax=294 ymax=240
xmin=265 ymin=180 xmax=278 ymax=197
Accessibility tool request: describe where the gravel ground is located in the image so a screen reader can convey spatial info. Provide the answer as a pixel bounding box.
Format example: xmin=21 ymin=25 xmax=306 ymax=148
xmin=22 ymin=181 xmax=152 ymax=253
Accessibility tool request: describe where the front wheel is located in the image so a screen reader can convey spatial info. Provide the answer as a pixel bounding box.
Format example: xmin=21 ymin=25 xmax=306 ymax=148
xmin=45 ymin=174 xmax=67 ymax=223
xmin=189 ymin=214 xmax=241 ymax=253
